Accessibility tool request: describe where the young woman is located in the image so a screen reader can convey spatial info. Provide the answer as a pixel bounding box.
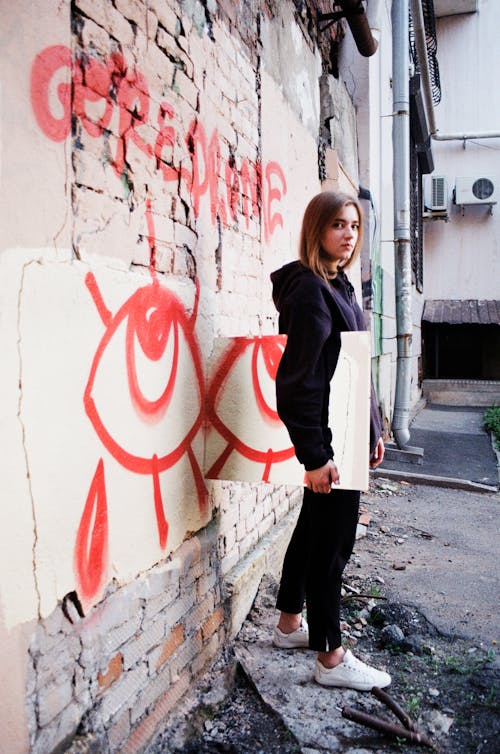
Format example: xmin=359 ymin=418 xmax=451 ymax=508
xmin=270 ymin=190 xmax=390 ymax=690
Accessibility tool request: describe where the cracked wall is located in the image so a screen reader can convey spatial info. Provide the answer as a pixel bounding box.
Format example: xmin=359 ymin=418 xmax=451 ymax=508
xmin=0 ymin=1 xmax=358 ymax=752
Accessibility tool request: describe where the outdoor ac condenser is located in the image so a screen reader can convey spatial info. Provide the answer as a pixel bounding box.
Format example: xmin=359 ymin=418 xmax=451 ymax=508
xmin=424 ymin=175 xmax=448 ymax=211
xmin=454 ymin=176 xmax=498 ymax=205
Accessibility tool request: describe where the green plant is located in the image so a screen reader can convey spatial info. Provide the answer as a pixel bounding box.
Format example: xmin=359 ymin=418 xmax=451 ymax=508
xmin=484 ymin=685 xmax=498 ymax=709
xmin=444 ymin=648 xmax=496 ymax=676
xmin=369 ymin=584 xmax=382 ymax=597
xmin=444 ymin=654 xmax=469 ymax=674
xmin=483 ymin=405 xmax=500 ymax=450
xmin=408 ymin=695 xmax=421 ymax=713
xmin=485 ymin=647 xmax=496 ymax=663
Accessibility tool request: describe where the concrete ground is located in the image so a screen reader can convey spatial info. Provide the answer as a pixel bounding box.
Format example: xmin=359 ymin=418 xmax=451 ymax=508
xmin=233 ymin=481 xmax=500 ymax=753
xmin=378 ymin=403 xmax=499 ymax=489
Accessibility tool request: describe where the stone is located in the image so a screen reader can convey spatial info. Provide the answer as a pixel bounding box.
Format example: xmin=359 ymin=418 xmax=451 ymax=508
xmin=419 ymin=709 xmax=454 ymax=736
xmin=379 ymin=624 xmax=405 ymax=649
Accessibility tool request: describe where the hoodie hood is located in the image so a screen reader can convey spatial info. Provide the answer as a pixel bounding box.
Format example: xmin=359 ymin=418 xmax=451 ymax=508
xmin=271 ymin=260 xmax=362 ymax=333
xmin=271 ymin=260 xmax=311 ymax=312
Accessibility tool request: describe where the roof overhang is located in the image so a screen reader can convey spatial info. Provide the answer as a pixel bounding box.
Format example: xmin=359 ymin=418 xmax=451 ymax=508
xmin=423 ymin=300 xmax=500 ymax=325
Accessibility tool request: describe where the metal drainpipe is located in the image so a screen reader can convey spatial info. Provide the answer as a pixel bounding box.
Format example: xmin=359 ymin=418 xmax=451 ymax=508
xmin=409 ymin=0 xmax=500 ymax=142
xmin=392 ymin=0 xmax=412 ymax=449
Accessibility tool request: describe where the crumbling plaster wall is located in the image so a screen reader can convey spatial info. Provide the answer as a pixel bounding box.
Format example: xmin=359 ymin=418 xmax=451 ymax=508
xmin=0 ymin=1 xmax=358 ymax=752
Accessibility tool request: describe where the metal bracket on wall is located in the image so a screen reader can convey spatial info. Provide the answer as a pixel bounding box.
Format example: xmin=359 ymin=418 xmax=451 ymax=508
xmin=317 ymin=4 xmax=363 ymax=33
xmin=317 ymin=2 xmax=378 ymax=57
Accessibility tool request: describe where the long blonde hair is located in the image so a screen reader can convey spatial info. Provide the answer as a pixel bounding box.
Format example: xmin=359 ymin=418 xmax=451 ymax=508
xmin=298 ymin=191 xmax=363 ymax=281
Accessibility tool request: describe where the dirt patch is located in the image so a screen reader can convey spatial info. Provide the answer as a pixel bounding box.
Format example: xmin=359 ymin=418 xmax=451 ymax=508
xmin=147 ymin=650 xmax=302 ymax=754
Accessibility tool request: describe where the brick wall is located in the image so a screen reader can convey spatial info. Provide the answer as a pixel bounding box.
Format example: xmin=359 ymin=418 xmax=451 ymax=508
xmin=26 ymin=483 xmax=301 ymax=753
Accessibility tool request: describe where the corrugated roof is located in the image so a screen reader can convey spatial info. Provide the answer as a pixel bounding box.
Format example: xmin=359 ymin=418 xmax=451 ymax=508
xmin=422 ymin=299 xmax=500 ymax=325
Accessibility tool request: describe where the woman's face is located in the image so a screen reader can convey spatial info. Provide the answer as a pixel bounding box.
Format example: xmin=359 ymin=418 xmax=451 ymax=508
xmin=320 ymin=203 xmax=360 ymax=270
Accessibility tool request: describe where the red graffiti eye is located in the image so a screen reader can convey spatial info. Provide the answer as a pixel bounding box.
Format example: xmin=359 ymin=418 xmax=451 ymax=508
xmin=126 ymin=286 xmax=179 ymax=417
xmin=206 ymin=336 xmax=295 ymax=481
xmin=251 ymin=339 xmax=285 ymax=423
xmin=85 ymin=275 xmax=204 ymax=468
xmin=132 ymin=290 xmax=171 ymax=360
xmin=83 ymin=273 xmax=207 ymax=551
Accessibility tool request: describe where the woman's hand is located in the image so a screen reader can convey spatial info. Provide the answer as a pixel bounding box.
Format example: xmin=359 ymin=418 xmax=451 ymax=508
xmin=370 ymin=437 xmax=385 ymax=469
xmin=304 ymin=460 xmax=340 ymax=494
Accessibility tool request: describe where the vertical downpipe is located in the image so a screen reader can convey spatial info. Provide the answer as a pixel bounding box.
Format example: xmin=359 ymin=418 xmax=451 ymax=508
xmin=392 ymin=0 xmax=412 ymax=448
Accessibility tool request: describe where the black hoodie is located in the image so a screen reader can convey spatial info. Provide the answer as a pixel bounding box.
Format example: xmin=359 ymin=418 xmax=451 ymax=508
xmin=271 ymin=260 xmax=383 ymax=472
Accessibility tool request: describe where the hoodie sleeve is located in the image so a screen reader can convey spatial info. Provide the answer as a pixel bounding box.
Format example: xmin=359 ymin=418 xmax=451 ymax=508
xmin=276 ymin=298 xmax=340 ymax=471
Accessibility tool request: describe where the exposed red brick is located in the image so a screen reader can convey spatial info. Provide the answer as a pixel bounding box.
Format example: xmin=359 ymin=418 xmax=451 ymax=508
xmin=155 ymin=624 xmax=184 ymax=669
xmin=201 ymin=607 xmax=224 ymax=642
xmin=97 ymin=652 xmax=123 ymax=693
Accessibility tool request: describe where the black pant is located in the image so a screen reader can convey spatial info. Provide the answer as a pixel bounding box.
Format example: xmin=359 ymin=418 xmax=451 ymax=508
xmin=276 ymin=486 xmax=360 ymax=651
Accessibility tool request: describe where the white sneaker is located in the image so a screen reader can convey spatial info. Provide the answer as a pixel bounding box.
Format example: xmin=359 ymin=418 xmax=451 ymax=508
xmin=273 ymin=619 xmax=309 ymax=648
xmin=314 ymin=649 xmax=391 ymax=690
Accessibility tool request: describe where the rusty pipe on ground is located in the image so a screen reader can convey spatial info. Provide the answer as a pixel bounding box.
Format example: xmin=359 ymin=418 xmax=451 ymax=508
xmin=371 ymin=686 xmax=419 ymax=732
xmin=342 ymin=706 xmax=437 ymax=748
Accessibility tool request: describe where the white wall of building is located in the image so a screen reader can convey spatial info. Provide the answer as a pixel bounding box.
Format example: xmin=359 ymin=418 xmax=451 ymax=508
xmin=423 ymin=0 xmax=500 ymax=300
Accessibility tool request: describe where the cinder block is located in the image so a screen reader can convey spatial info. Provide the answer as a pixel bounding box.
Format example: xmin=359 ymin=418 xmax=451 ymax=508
xmin=183 ymin=592 xmax=215 ymax=635
xmin=164 ymin=590 xmax=196 ymax=631
xmin=75 ymin=0 xmax=134 ymax=45
xmin=182 ymin=557 xmax=205 ymax=587
xmin=239 ymin=528 xmax=259 ymax=558
xmin=98 ymin=662 xmax=149 ymax=721
xmin=154 ymin=624 xmax=184 ymax=670
xmin=78 ymin=591 xmax=143 ymax=648
xmin=196 ymin=569 xmax=219 ymax=601
xmin=200 ymin=607 xmax=224 ymax=642
xmin=121 ymin=616 xmax=167 ymax=670
xmin=129 ymin=663 xmax=171 ymax=724
xmin=32 ymin=701 xmax=83 ymax=754
xmin=257 ymin=511 xmax=275 ymax=540
xmin=115 ymin=0 xmax=155 ymax=36
xmin=137 ymin=39 xmax=176 ymax=89
xmin=191 ymin=631 xmax=222 ymax=676
xmin=80 ymin=16 xmax=110 ymax=53
xmin=35 ymin=634 xmax=82 ymax=688
xmin=235 ymin=520 xmax=246 ymax=541
xmin=103 ymin=614 xmax=144 ymax=657
xmin=173 ymin=69 xmax=199 ymax=109
xmin=174 ymin=221 xmax=198 ymax=250
xmin=174 ymin=536 xmax=201 ymax=575
xmin=37 ymin=677 xmax=74 ymax=728
xmin=149 ymin=0 xmax=179 ymax=36
xmin=167 ymin=631 xmax=203 ymax=681
xmin=156 ymin=28 xmax=194 ymax=79
xmin=142 ymin=584 xmax=179 ymax=622
xmin=107 ymin=708 xmax=131 ymax=752
xmin=121 ymin=672 xmax=190 ymax=754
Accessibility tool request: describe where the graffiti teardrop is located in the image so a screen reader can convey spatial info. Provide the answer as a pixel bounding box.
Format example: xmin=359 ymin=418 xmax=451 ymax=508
xmin=74 ymin=459 xmax=109 ymax=610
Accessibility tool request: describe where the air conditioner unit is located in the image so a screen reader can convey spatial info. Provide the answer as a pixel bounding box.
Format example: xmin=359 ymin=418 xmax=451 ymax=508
xmin=424 ymin=175 xmax=448 ymax=211
xmin=454 ymin=176 xmax=498 ymax=205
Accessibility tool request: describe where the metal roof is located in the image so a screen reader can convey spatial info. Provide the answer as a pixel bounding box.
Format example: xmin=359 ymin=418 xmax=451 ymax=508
xmin=422 ymin=299 xmax=500 ymax=325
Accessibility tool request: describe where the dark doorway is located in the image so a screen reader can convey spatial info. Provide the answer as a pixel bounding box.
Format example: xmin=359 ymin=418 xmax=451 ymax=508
xmin=422 ymin=323 xmax=500 ymax=379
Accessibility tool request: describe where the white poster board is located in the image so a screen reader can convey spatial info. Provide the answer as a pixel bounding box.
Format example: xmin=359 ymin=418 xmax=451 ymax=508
xmin=205 ymin=331 xmax=371 ymax=490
